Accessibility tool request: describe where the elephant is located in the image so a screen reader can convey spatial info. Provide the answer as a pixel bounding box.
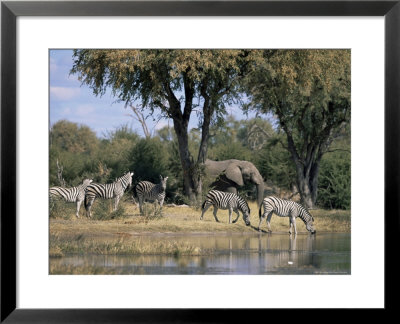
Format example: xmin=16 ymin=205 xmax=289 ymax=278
xmin=204 ymin=159 xmax=265 ymax=208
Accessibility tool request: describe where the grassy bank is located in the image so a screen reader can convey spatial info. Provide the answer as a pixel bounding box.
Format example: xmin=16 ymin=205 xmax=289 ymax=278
xmin=49 ymin=201 xmax=350 ymax=259
xmin=50 ymin=201 xmax=351 ymax=235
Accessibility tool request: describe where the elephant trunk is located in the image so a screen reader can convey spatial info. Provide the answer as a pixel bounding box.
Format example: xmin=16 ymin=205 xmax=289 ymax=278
xmin=256 ymin=183 xmax=264 ymax=208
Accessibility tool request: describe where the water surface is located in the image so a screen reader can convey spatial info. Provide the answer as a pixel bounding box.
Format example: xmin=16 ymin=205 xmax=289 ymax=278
xmin=50 ymin=232 xmax=350 ymax=275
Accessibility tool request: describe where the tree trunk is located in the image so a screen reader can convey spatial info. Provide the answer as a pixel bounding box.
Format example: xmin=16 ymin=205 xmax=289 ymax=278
xmin=172 ymin=116 xmax=202 ymax=204
xmin=297 ymin=175 xmax=315 ymax=209
xmin=285 ymin=131 xmax=320 ymax=209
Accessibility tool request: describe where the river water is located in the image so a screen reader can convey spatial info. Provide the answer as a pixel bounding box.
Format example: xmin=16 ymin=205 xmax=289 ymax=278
xmin=50 ymin=232 xmax=350 ymax=275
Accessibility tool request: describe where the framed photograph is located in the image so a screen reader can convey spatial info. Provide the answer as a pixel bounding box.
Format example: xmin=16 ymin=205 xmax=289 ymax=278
xmin=1 ymin=0 xmax=397 ymax=321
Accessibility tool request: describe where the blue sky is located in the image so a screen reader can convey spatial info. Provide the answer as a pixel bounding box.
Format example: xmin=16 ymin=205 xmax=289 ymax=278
xmin=49 ymin=49 xmax=256 ymax=138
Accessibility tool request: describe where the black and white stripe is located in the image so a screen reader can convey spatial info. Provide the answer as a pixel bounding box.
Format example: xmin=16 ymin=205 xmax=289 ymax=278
xmin=84 ymin=171 xmax=133 ymax=218
xmin=50 ymin=178 xmax=93 ymax=218
xmin=135 ymin=175 xmax=168 ymax=214
xmin=258 ymin=196 xmax=316 ymax=234
xmin=200 ymin=190 xmax=251 ymax=226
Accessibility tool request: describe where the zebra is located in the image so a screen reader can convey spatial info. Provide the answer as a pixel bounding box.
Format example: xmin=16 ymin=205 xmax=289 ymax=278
xmin=84 ymin=171 xmax=134 ymax=218
xmin=258 ymin=196 xmax=316 ymax=234
xmin=135 ymin=175 xmax=168 ymax=214
xmin=200 ymin=190 xmax=251 ymax=226
xmin=49 ymin=178 xmax=93 ymax=218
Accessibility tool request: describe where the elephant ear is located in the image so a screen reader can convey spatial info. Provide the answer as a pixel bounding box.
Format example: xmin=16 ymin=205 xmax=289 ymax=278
xmin=224 ymin=165 xmax=244 ymax=186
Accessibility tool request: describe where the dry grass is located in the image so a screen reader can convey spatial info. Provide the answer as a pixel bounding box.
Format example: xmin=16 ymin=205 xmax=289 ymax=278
xmin=49 ymin=201 xmax=350 ymax=258
xmin=50 ymin=201 xmax=350 ymax=236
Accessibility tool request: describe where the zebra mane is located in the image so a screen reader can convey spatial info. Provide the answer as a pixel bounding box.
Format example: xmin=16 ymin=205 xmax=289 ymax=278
xmin=298 ymin=205 xmax=314 ymax=224
xmin=238 ymin=195 xmax=250 ymax=213
xmin=114 ymin=171 xmax=133 ymax=189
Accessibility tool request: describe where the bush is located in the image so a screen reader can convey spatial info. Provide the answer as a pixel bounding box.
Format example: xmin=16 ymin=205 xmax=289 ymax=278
xmin=49 ymin=199 xmax=76 ymax=219
xmin=317 ymin=152 xmax=351 ymax=210
xmin=90 ymin=199 xmax=127 ymax=220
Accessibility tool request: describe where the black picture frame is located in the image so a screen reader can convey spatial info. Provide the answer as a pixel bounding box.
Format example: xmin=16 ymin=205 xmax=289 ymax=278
xmin=1 ymin=0 xmax=398 ymax=322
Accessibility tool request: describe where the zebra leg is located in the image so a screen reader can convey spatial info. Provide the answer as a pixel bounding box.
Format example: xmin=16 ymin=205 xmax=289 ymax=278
xmin=266 ymin=211 xmax=273 ymax=232
xmin=232 ymin=209 xmax=240 ymax=223
xmin=213 ymin=207 xmax=220 ymax=223
xmin=292 ymin=217 xmax=297 ymax=235
xmin=159 ymin=198 xmax=164 ymax=215
xmin=85 ymin=197 xmax=95 ymax=218
xmin=289 ymin=216 xmax=297 ymax=235
xmin=258 ymin=209 xmax=266 ymax=231
xmin=228 ymin=207 xmax=233 ymax=224
xmin=76 ymin=199 xmax=82 ymax=218
xmin=114 ymin=196 xmax=121 ymax=211
xmin=200 ymin=202 xmax=211 ymax=220
xmin=138 ymin=196 xmax=144 ymax=215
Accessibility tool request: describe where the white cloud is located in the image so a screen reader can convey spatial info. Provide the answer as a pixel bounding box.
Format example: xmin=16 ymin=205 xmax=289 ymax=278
xmin=75 ymin=104 xmax=95 ymax=116
xmin=50 ymin=86 xmax=81 ymax=100
xmin=49 ymin=57 xmax=58 ymax=72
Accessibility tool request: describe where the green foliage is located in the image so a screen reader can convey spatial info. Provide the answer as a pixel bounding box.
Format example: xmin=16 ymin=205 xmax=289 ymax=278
xmin=49 ymin=199 xmax=76 ymax=220
xmin=98 ymin=125 xmax=139 ymax=179
xmin=129 ymin=137 xmax=169 ymax=183
xmin=91 ymin=199 xmax=127 ymax=220
xmin=50 ymin=120 xmax=98 ymax=154
xmin=244 ymin=49 xmax=351 ymax=207
xmin=49 ymin=50 xmax=351 ymax=210
xmin=255 ymin=138 xmax=296 ymax=190
xmin=71 ymin=50 xmax=248 ymax=112
xmin=208 ymin=142 xmax=251 ymax=161
xmin=50 ymin=120 xmax=100 ymax=186
xmin=71 ymin=50 xmax=253 ymax=201
xmin=317 ymin=153 xmax=351 ymax=210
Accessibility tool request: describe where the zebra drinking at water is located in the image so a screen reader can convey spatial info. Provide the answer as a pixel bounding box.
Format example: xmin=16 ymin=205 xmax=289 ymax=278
xmin=84 ymin=171 xmax=134 ymax=218
xmin=258 ymin=196 xmax=316 ymax=234
xmin=49 ymin=178 xmax=93 ymax=218
xmin=135 ymin=175 xmax=168 ymax=214
xmin=200 ymin=190 xmax=251 ymax=226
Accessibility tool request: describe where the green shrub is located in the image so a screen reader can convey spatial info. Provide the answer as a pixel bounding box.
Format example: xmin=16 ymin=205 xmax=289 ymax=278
xmin=317 ymin=152 xmax=351 ymax=210
xmin=90 ymin=199 xmax=127 ymax=220
xmin=49 ymin=199 xmax=76 ymax=219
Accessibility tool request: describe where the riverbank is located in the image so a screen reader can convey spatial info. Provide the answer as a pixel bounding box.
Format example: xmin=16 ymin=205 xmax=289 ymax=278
xmin=50 ymin=201 xmax=350 ymax=235
xmin=49 ymin=201 xmax=350 ymax=259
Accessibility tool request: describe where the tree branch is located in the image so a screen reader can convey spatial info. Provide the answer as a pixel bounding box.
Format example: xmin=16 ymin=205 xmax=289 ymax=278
xmin=127 ymin=104 xmax=151 ymax=138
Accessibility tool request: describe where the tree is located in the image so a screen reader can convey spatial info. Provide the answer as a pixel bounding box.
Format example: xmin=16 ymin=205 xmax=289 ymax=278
xmin=71 ymin=50 xmax=249 ymax=202
xmin=244 ymin=50 xmax=350 ymax=208
xmin=50 ymin=119 xmax=98 ymax=154
xmin=49 ymin=120 xmax=99 ymax=186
